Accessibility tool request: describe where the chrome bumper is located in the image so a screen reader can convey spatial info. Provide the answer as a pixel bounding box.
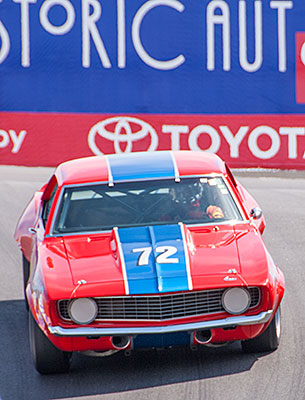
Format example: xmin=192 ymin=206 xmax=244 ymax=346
xmin=48 ymin=310 xmax=273 ymax=337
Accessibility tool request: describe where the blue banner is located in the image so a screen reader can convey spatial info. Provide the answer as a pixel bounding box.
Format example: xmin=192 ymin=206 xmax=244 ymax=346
xmin=1 ymin=0 xmax=305 ymax=114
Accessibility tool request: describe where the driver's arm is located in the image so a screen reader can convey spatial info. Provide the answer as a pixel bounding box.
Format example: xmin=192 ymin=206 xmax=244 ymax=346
xmin=206 ymin=205 xmax=224 ymax=219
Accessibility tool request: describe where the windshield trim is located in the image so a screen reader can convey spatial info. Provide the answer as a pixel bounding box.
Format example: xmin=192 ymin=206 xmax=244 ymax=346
xmin=49 ymin=174 xmax=246 ymax=236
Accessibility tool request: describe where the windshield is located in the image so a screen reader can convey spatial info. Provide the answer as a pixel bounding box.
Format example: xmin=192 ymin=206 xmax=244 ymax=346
xmin=52 ymin=177 xmax=243 ymax=234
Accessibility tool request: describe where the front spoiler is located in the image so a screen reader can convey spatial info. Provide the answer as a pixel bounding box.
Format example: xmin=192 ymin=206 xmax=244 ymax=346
xmin=48 ymin=310 xmax=273 ymax=337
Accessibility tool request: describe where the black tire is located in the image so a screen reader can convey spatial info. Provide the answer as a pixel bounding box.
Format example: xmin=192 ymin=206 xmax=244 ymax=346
xmin=241 ymin=307 xmax=281 ymax=353
xmin=22 ymin=255 xmax=30 ymax=311
xmin=29 ymin=312 xmax=71 ymax=374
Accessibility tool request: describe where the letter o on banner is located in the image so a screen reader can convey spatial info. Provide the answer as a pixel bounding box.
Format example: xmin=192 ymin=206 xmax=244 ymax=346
xmin=301 ymin=42 xmax=305 ymax=66
xmin=189 ymin=125 xmax=220 ymax=153
xmin=40 ymin=0 xmax=75 ymax=35
xmin=0 ymin=130 xmax=9 ymax=148
xmin=248 ymin=126 xmax=280 ymax=159
xmin=0 ymin=21 xmax=10 ymax=64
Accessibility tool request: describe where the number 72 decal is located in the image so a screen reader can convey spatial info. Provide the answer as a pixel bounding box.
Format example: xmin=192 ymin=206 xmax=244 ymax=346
xmin=132 ymin=246 xmax=179 ymax=266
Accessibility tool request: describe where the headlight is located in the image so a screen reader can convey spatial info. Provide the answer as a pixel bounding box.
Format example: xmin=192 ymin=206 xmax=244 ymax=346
xmin=68 ymin=298 xmax=98 ymax=325
xmin=222 ymin=287 xmax=251 ymax=315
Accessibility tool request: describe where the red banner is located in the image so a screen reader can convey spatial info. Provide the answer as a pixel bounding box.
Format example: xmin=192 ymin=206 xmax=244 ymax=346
xmin=1 ymin=112 xmax=305 ymax=169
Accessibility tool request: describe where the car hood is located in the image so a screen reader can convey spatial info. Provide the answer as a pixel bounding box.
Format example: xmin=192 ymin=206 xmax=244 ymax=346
xmin=62 ymin=223 xmax=268 ymax=295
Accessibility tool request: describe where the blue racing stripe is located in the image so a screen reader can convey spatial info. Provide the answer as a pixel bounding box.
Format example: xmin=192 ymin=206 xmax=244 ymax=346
xmin=107 ymin=152 xmax=176 ymax=182
xmin=117 ymin=224 xmax=191 ymax=294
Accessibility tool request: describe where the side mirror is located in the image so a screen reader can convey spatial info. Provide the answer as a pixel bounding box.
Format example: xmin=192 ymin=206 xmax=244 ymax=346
xmin=250 ymin=207 xmax=263 ymax=220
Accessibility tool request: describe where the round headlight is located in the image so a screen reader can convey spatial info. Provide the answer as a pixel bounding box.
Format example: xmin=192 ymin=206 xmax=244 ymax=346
xmin=68 ymin=298 xmax=98 ymax=325
xmin=222 ymin=287 xmax=251 ymax=315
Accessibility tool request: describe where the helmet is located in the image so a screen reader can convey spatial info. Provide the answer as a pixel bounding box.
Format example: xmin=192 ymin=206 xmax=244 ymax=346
xmin=171 ymin=181 xmax=204 ymax=206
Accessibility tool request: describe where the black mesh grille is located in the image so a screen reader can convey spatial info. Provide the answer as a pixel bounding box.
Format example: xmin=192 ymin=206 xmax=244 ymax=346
xmin=58 ymin=287 xmax=260 ymax=322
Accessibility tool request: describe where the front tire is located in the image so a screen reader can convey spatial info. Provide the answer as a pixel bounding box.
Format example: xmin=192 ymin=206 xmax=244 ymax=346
xmin=29 ymin=312 xmax=71 ymax=374
xmin=241 ymin=307 xmax=281 ymax=353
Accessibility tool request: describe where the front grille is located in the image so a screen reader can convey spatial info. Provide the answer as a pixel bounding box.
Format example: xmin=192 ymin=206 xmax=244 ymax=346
xmin=58 ymin=287 xmax=260 ymax=322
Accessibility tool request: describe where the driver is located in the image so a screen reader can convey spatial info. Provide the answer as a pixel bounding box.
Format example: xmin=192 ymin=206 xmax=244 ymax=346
xmin=170 ymin=181 xmax=203 ymax=220
xmin=169 ymin=181 xmax=224 ymax=221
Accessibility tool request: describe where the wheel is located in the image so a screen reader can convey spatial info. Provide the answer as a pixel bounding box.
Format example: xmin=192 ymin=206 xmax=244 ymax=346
xmin=241 ymin=307 xmax=281 ymax=353
xmin=29 ymin=312 xmax=71 ymax=374
xmin=22 ymin=255 xmax=30 ymax=311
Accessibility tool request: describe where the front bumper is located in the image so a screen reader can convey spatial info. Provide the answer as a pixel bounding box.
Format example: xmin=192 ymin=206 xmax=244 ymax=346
xmin=48 ymin=310 xmax=273 ymax=337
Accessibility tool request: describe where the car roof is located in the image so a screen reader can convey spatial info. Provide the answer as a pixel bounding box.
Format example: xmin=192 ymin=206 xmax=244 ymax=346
xmin=55 ymin=151 xmax=227 ymax=186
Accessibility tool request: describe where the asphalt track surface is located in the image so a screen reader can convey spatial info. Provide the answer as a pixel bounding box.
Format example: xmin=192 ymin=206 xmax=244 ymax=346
xmin=1 ymin=166 xmax=305 ymax=400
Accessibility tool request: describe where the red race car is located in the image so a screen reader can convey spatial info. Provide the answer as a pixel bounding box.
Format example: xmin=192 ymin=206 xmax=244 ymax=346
xmin=14 ymin=151 xmax=285 ymax=374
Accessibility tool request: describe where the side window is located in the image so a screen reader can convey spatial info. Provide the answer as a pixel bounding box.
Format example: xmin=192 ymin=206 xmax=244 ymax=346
xmin=42 ymin=184 xmax=58 ymax=226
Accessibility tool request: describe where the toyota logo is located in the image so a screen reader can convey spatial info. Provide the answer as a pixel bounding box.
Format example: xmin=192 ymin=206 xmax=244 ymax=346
xmin=88 ymin=116 xmax=158 ymax=155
